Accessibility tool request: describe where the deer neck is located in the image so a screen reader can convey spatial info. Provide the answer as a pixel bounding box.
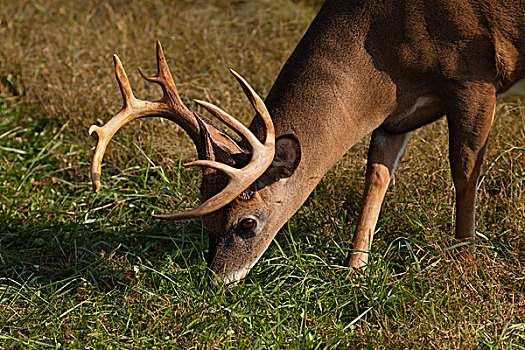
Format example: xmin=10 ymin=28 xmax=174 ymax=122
xmin=250 ymin=1 xmax=398 ymax=224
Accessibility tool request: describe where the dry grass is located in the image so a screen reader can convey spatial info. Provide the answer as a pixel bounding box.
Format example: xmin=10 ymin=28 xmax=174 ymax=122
xmin=1 ymin=0 xmax=318 ymax=161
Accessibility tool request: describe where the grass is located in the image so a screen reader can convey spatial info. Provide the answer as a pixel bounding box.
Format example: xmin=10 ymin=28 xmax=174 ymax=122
xmin=1 ymin=0 xmax=525 ymax=348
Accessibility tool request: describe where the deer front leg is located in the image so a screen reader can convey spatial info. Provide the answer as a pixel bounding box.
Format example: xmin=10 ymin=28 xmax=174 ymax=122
xmin=345 ymin=129 xmax=411 ymax=268
xmin=446 ymin=84 xmax=496 ymax=257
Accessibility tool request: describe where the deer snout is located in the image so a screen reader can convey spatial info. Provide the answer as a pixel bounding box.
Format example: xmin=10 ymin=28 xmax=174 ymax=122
xmin=210 ymin=267 xmax=249 ymax=288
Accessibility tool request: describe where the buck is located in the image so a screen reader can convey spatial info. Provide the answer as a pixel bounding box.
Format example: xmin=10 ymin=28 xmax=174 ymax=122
xmin=89 ymin=0 xmax=525 ymax=284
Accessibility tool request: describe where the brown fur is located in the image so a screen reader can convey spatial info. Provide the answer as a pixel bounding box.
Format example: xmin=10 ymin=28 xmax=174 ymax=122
xmin=202 ymin=0 xmax=524 ymax=281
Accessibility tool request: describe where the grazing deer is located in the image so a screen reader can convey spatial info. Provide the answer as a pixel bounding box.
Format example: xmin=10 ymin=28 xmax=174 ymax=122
xmin=90 ymin=0 xmax=525 ymax=284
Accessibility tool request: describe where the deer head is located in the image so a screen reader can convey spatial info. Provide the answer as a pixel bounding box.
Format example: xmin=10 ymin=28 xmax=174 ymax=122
xmin=90 ymin=42 xmax=301 ymax=284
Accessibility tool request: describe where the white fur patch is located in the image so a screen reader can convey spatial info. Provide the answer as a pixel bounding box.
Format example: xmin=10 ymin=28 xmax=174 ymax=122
xmin=221 ymin=254 xmax=264 ymax=285
xmin=406 ymin=96 xmax=437 ymax=115
xmin=395 ymin=95 xmax=439 ymax=123
xmin=497 ymin=79 xmax=525 ymax=99
xmin=391 ymin=133 xmax=411 ymax=178
xmin=386 ymin=95 xmax=439 ymax=176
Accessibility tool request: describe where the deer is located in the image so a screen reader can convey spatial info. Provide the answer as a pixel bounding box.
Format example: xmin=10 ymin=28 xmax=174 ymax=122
xmin=89 ymin=0 xmax=525 ymax=285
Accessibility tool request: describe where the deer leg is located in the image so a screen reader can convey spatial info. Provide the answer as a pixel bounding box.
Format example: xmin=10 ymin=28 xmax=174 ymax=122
xmin=446 ymin=85 xmax=495 ymax=257
xmin=345 ymin=129 xmax=411 ymax=268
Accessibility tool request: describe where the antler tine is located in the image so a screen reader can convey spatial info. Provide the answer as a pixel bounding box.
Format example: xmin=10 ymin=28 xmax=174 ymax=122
xmin=230 ymin=69 xmax=275 ymax=146
xmin=151 ymin=174 xmax=245 ymax=220
xmin=89 ymin=55 xmax=139 ymax=192
xmin=138 ymin=41 xmax=182 ymax=105
xmin=193 ymin=99 xmax=262 ymax=148
xmin=183 ymin=159 xmax=240 ymax=177
xmin=114 ymin=54 xmax=137 ymax=109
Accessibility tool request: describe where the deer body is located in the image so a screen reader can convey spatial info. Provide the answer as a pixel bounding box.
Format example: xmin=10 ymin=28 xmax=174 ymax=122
xmin=90 ymin=0 xmax=525 ymax=284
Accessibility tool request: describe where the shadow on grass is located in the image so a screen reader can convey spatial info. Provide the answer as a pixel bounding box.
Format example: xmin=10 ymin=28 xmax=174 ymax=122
xmin=0 ymin=212 xmax=208 ymax=290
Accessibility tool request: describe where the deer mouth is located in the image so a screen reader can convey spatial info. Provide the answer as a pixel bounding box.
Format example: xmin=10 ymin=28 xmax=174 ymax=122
xmin=210 ymin=252 xmax=264 ymax=287
xmin=210 ymin=268 xmax=248 ymax=287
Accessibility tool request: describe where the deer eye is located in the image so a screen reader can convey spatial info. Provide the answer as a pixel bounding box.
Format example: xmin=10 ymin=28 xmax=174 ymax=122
xmin=238 ymin=218 xmax=257 ymax=234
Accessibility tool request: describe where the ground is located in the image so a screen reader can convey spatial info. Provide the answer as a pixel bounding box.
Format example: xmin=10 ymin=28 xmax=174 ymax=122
xmin=0 ymin=0 xmax=524 ymax=348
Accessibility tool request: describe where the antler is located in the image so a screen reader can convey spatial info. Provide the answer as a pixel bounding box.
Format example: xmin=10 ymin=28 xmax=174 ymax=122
xmin=154 ymin=69 xmax=275 ymax=220
xmin=89 ymin=41 xmax=275 ymax=220
xmin=89 ymin=41 xmax=202 ymax=192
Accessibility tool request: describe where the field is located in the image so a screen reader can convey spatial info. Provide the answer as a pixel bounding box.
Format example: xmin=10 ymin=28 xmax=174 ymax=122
xmin=1 ymin=0 xmax=524 ymax=348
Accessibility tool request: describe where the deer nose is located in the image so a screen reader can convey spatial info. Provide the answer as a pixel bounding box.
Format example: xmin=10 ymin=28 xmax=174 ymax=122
xmin=209 ymin=268 xmax=248 ymax=288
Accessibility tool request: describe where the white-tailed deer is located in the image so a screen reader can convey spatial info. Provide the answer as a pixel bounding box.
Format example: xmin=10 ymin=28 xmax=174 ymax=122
xmin=90 ymin=0 xmax=525 ymax=284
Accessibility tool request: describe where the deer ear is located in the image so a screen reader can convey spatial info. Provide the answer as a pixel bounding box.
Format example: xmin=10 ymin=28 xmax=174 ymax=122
xmin=257 ymin=134 xmax=300 ymax=188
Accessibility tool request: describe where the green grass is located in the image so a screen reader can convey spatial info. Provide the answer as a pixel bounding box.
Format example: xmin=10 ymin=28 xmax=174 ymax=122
xmin=1 ymin=0 xmax=525 ymax=348
xmin=1 ymin=93 xmax=525 ymax=350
